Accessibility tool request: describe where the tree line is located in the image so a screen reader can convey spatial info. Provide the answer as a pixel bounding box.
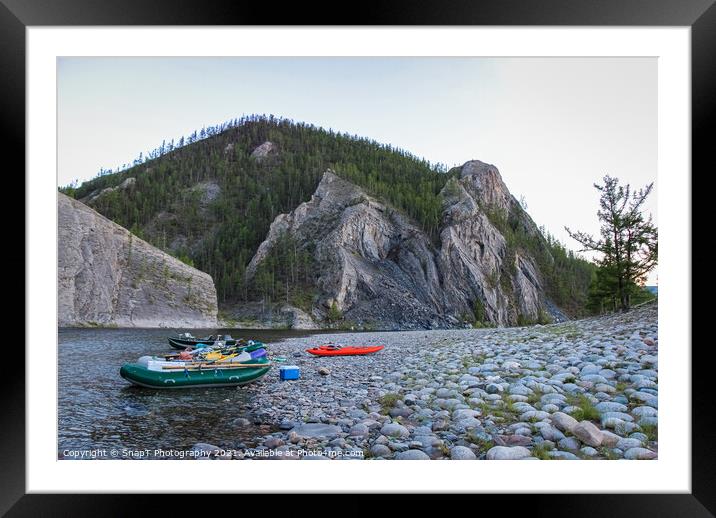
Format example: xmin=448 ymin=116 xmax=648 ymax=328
xmin=61 ymin=116 xmax=453 ymax=303
xmin=60 ymin=115 xmax=613 ymax=318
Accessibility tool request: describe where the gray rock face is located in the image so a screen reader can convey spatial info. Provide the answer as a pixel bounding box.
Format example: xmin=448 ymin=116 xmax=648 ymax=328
xmin=191 ymin=180 xmax=221 ymax=205
xmin=438 ymin=166 xmax=548 ymax=325
xmin=58 ymin=193 xmax=218 ymax=328
xmin=247 ymin=171 xmax=451 ymax=329
xmin=247 ymin=164 xmax=563 ymax=329
xmin=250 ymin=141 xmax=277 ymax=160
xmin=83 ymin=176 xmax=136 ymax=203
xmin=280 ymin=305 xmax=319 ymax=330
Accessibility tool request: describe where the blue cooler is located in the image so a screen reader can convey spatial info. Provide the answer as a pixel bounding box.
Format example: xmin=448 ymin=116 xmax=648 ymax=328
xmin=279 ymin=365 xmax=300 ymax=380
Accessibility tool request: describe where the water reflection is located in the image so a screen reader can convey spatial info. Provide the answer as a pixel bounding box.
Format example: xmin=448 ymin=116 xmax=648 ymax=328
xmin=58 ymin=327 xmax=324 ymax=459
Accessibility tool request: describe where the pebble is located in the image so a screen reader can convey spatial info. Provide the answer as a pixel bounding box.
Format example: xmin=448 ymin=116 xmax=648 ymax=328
xmin=486 ymin=446 xmax=531 ymax=460
xmin=551 ymin=412 xmax=579 ymax=433
xmin=289 ymin=423 xmax=342 ymax=439
xmin=233 ymin=418 xmax=252 ymax=428
xmin=617 ymin=438 xmax=643 ymax=450
xmin=600 ymin=430 xmax=621 ymax=448
xmin=436 ymin=388 xmax=454 ymax=398
xmin=601 ymin=417 xmax=627 ymax=430
xmin=450 ymin=446 xmax=477 ymax=460
xmin=349 ymin=423 xmax=370 ymax=438
xmin=624 ymin=447 xmax=658 ymax=460
xmin=632 ymin=406 xmax=658 ymax=418
xmin=369 ymin=444 xmax=392 ymax=457
xmin=509 ymin=384 xmax=532 ymax=396
xmin=572 ymin=421 xmax=604 ymax=447
xmin=600 ymin=411 xmax=634 ymax=422
xmin=395 ymin=450 xmax=430 ymax=460
xmin=486 ymin=384 xmax=502 ymax=394
xmin=403 ymin=394 xmax=418 ymax=405
xmin=580 ymin=446 xmax=598 ymax=457
xmin=453 ymin=409 xmax=481 ymax=420
xmin=629 ymin=432 xmax=648 ymax=443
xmin=638 ymin=416 xmax=658 ymax=427
xmin=264 ymin=437 xmax=284 ymax=448
xmin=388 ymin=441 xmax=409 ymax=452
xmin=495 ymin=434 xmax=532 ymax=447
xmin=594 ymin=402 xmax=627 ymax=414
xmin=520 ymin=410 xmax=549 ymax=422
xmin=548 ymin=450 xmax=580 ymax=460
xmin=389 ymin=407 xmax=413 ymax=418
xmin=540 ymin=426 xmax=565 ymax=442
xmin=380 ymin=423 xmax=409 ymax=439
xmin=630 ymin=392 xmax=659 ymax=408
xmin=558 ymin=437 xmax=581 ymax=450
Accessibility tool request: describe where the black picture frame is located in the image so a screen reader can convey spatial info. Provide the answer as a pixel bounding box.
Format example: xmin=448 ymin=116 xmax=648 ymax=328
xmin=4 ymin=0 xmax=708 ymax=513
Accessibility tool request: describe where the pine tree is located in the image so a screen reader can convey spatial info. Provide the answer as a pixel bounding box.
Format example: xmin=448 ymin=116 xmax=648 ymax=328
xmin=566 ymin=176 xmax=657 ymax=311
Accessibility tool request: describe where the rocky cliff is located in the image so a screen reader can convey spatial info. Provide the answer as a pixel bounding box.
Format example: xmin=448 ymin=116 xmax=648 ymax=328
xmin=246 ymin=162 xmax=564 ymax=330
xmin=58 ymin=193 xmax=218 ymax=328
xmin=438 ymin=162 xmax=549 ymax=325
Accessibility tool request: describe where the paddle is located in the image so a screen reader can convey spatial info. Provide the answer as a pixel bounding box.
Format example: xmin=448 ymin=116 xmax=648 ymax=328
xmin=161 ymin=363 xmax=273 ymax=370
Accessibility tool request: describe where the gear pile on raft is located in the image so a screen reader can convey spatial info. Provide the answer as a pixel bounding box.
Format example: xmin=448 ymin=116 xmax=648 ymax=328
xmin=120 ymin=334 xmax=271 ymax=389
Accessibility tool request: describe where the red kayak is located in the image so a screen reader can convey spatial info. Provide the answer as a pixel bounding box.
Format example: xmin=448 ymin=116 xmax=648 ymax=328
xmin=306 ymin=345 xmax=385 ymax=356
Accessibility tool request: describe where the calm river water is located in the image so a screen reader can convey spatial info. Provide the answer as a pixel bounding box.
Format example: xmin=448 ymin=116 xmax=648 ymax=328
xmin=58 ymin=328 xmax=329 ymax=459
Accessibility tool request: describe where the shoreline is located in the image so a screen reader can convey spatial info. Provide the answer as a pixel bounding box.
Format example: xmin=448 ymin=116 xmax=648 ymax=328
xmin=59 ymin=303 xmax=656 ymax=333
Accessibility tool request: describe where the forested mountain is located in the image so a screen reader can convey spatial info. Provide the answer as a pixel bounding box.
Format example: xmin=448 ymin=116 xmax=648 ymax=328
xmin=61 ymin=116 xmax=594 ymax=327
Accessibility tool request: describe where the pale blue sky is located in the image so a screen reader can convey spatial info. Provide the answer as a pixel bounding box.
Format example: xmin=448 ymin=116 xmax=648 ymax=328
xmin=58 ymin=57 xmax=657 ymax=282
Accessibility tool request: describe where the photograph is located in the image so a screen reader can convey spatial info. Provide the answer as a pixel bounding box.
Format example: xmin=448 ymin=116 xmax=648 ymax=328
xmin=56 ymin=56 xmax=659 ymax=462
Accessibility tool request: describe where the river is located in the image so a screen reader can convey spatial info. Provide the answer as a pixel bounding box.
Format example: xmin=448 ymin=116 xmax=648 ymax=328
xmin=57 ymin=327 xmax=334 ymax=459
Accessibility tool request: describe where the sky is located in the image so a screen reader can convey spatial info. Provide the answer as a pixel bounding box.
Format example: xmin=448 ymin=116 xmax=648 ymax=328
xmin=58 ymin=57 xmax=658 ymax=283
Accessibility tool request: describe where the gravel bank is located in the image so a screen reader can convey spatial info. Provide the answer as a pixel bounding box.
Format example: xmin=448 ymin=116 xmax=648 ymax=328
xmin=196 ymin=302 xmax=658 ymax=460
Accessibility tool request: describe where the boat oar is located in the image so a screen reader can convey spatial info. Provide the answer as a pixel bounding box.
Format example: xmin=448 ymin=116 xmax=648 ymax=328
xmin=161 ymin=363 xmax=273 ymax=370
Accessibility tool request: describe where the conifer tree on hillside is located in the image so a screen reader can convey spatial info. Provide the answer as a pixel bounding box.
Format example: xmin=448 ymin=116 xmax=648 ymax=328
xmin=567 ymin=175 xmax=658 ymax=311
xmin=60 ymin=115 xmax=596 ymax=314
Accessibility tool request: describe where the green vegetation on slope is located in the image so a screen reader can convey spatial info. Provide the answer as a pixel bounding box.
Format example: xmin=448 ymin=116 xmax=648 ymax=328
xmin=62 ymin=116 xmax=451 ymax=303
xmin=61 ymin=115 xmax=594 ymax=317
xmin=481 ymin=203 xmax=595 ymax=318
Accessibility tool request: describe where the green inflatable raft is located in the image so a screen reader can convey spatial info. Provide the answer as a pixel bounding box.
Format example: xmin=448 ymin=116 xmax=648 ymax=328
xmin=119 ymin=357 xmax=271 ymax=389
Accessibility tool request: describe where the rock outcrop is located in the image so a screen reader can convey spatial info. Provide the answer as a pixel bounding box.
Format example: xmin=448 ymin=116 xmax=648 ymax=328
xmin=82 ymin=176 xmax=136 ymax=204
xmin=58 ymin=193 xmax=218 ymax=328
xmin=247 ymin=172 xmax=452 ymax=330
xmin=246 ymin=162 xmax=561 ymax=329
xmin=438 ymin=162 xmax=548 ymax=324
xmin=250 ymin=141 xmax=277 ymax=160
